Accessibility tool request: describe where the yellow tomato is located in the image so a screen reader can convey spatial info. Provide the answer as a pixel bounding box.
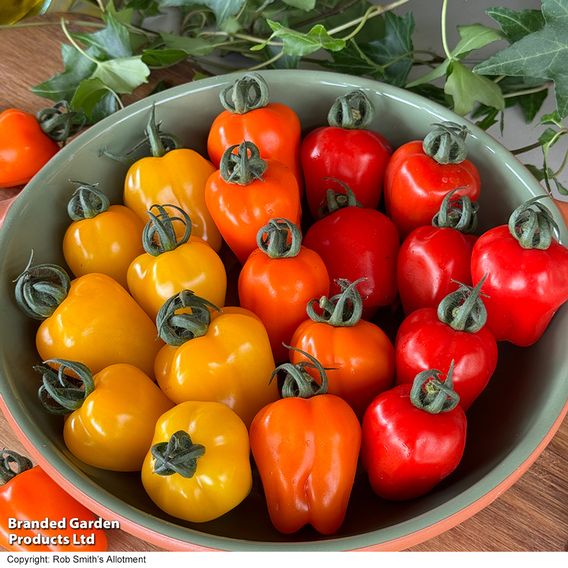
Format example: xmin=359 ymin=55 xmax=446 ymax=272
xmin=141 ymin=401 xmax=252 ymax=522
xmin=127 ymin=205 xmax=226 ymax=320
xmin=63 ymin=183 xmax=144 ymax=288
xmin=155 ymin=304 xmax=277 ymax=427
xmin=36 ymin=361 xmax=173 ymax=472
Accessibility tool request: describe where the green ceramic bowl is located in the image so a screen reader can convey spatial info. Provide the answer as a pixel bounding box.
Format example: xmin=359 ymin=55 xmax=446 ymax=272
xmin=0 ymin=70 xmax=566 ymax=551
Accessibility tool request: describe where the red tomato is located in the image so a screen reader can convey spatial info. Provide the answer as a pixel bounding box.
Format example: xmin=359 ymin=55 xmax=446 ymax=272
xmin=397 ymin=189 xmax=478 ymax=314
xmin=362 ymin=366 xmax=467 ymax=500
xmin=301 ymin=90 xmax=391 ymax=218
xmin=303 ymin=186 xmax=399 ymax=318
xmin=0 ymin=109 xmax=59 ymax=189
xmin=471 ymin=197 xmax=568 ymax=346
xmin=384 ymin=122 xmax=481 ymax=238
xmin=395 ymin=282 xmax=498 ymax=411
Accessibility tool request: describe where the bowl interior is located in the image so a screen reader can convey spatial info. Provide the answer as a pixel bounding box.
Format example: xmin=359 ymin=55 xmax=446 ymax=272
xmin=0 ymin=70 xmax=567 ymax=551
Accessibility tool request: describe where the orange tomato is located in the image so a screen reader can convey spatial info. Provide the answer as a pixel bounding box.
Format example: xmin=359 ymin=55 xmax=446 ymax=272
xmin=205 ymin=141 xmax=301 ymax=263
xmin=207 ymin=73 xmax=302 ymax=189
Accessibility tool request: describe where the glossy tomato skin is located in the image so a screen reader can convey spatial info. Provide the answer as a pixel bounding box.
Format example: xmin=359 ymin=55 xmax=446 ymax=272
xmin=395 ymin=308 xmax=498 ymax=411
xmin=303 ymin=206 xmax=399 ymax=317
xmin=362 ymin=384 xmax=467 ymax=500
xmin=0 ymin=109 xmax=59 ymax=189
xmin=290 ymin=319 xmax=395 ymax=417
xmin=0 ymin=465 xmax=108 ymax=551
xmin=301 ymin=126 xmax=392 ymax=217
xmin=471 ymin=225 xmax=568 ymax=346
xmin=384 ymin=141 xmax=480 ymax=238
xmin=238 ymin=246 xmax=330 ymax=362
xmin=207 ymin=103 xmax=302 ymax=189
xmin=250 ymin=394 xmax=361 ymax=534
xmin=398 ymin=226 xmax=477 ymax=314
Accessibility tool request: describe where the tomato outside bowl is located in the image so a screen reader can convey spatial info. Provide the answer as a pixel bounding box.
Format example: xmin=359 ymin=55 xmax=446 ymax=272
xmin=0 ymin=70 xmax=566 ymax=551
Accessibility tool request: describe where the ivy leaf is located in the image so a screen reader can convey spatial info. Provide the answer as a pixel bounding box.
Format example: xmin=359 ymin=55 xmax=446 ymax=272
xmin=407 ymin=24 xmax=502 ymax=88
xmin=72 ymin=6 xmax=133 ymax=58
xmin=160 ymin=33 xmax=216 ymax=56
xmin=92 ymin=57 xmax=151 ymax=94
xmin=32 ymin=44 xmax=96 ymax=102
xmin=142 ymin=49 xmax=188 ymax=67
xmin=452 ymin=24 xmax=504 ymax=57
xmin=541 ymin=110 xmax=563 ymax=126
xmin=282 ymin=0 xmax=316 ymax=9
xmin=252 ymin=20 xmax=345 ymax=56
xmin=516 ymin=89 xmax=549 ymax=122
xmin=445 ymin=61 xmax=505 ymax=116
xmin=486 ymin=6 xmax=545 ymax=43
xmin=70 ymin=78 xmax=114 ymax=119
xmin=362 ymin=12 xmax=415 ymax=86
xmin=160 ymin=0 xmax=246 ymax=25
xmin=475 ymin=0 xmax=568 ymax=118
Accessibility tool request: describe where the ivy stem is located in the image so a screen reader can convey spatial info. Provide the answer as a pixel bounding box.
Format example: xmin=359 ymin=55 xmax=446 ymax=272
xmin=245 ymin=51 xmax=285 ymax=71
xmin=511 ymin=141 xmax=545 ymax=156
xmin=553 ymin=148 xmax=568 ymax=177
xmin=330 ymin=0 xmax=411 ymax=37
xmin=60 ymin=18 xmax=98 ymax=64
xmin=440 ymin=0 xmax=452 ymax=61
xmin=503 ymin=84 xmax=551 ymax=99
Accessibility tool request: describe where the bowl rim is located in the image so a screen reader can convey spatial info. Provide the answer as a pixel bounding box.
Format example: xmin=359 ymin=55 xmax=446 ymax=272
xmin=1 ymin=69 xmax=567 ymax=551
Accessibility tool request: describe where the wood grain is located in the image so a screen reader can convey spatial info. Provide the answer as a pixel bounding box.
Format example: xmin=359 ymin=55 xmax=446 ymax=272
xmin=0 ymin=20 xmax=567 ymax=553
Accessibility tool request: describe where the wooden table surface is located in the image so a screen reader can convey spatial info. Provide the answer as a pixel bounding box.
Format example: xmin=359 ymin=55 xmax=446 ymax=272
xmin=0 ymin=20 xmax=567 ymax=553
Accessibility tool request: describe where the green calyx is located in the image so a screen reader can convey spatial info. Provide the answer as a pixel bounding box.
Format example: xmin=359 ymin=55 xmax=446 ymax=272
xmin=35 ymin=359 xmax=94 ymax=415
xmin=37 ymin=101 xmax=86 ymax=144
xmin=319 ymin=179 xmax=361 ymax=217
xmin=14 ymin=258 xmax=70 ymax=320
xmin=508 ymin=195 xmax=559 ymax=250
xmin=423 ymin=122 xmax=469 ymax=164
xmin=432 ymin=188 xmax=479 ymax=233
xmin=327 ymin=90 xmax=374 ymax=129
xmin=156 ymin=290 xmax=220 ymax=347
xmin=437 ymin=275 xmax=488 ymax=333
xmin=220 ymin=141 xmax=267 ymax=185
xmin=151 ymin=430 xmax=206 ymax=479
xmin=99 ymin=104 xmax=179 ymax=163
xmin=257 ymin=218 xmax=302 ymax=259
xmin=307 ymin=278 xmax=365 ymax=327
xmin=410 ymin=361 xmax=460 ymax=414
xmin=272 ymin=346 xmax=328 ymax=399
xmin=220 ymin=73 xmax=270 ymax=114
xmin=67 ymin=181 xmax=110 ymax=221
xmin=143 ymin=204 xmax=192 ymax=256
xmin=0 ymin=450 xmax=33 ymax=485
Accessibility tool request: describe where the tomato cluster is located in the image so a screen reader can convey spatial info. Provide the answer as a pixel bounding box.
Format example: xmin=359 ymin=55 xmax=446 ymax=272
xmin=8 ymin=74 xmax=568 ymax=545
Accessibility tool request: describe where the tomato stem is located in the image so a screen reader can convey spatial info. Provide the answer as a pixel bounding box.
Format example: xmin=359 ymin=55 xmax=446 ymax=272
xmin=432 ymin=188 xmax=479 ymax=233
xmin=37 ymin=101 xmax=86 ymax=144
xmin=319 ymin=179 xmax=361 ymax=217
xmin=35 ymin=359 xmax=95 ymax=415
xmin=256 ymin=218 xmax=302 ymax=258
xmin=142 ymin=204 xmax=192 ymax=256
xmin=156 ymin=290 xmax=220 ymax=346
xmin=151 ymin=431 xmax=206 ymax=479
xmin=67 ymin=181 xmax=110 ymax=220
xmin=437 ymin=276 xmax=488 ymax=333
xmin=219 ymin=73 xmax=270 ymax=114
xmin=0 ymin=450 xmax=33 ymax=484
xmin=14 ymin=262 xmax=70 ymax=320
xmin=307 ymin=278 xmax=365 ymax=327
xmin=273 ymin=346 xmax=329 ymax=398
xmin=410 ymin=361 xmax=460 ymax=414
xmin=423 ymin=122 xmax=469 ymax=164
xmin=508 ymin=196 xmax=559 ymax=250
xmin=327 ymin=90 xmax=374 ymax=129
xmin=220 ymin=141 xmax=267 ymax=185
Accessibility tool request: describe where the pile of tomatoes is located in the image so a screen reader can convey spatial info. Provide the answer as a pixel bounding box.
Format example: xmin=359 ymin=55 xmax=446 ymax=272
xmin=8 ymin=73 xmax=568 ymax=541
